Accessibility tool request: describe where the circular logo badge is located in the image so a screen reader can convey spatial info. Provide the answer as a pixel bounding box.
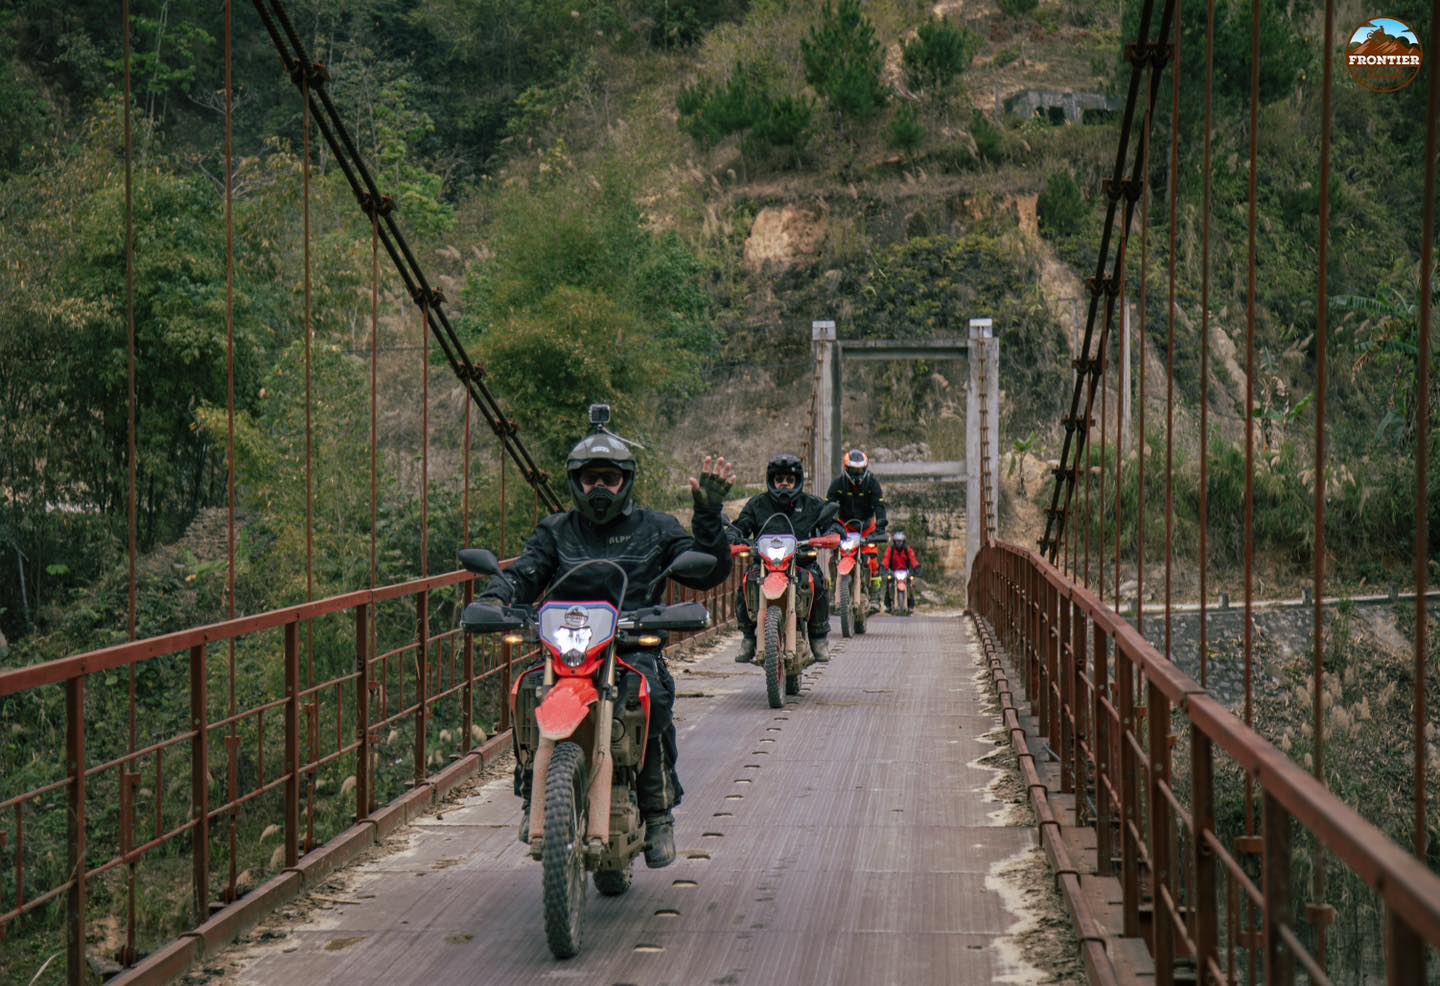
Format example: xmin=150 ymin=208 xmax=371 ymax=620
xmin=1347 ymin=17 xmax=1423 ymax=92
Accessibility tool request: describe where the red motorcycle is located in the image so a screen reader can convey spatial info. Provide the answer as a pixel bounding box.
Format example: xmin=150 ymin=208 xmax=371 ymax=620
xmin=834 ymin=519 xmax=884 ymax=638
xmin=459 ymin=548 xmax=714 ymax=959
xmin=731 ymin=508 xmax=841 ymax=708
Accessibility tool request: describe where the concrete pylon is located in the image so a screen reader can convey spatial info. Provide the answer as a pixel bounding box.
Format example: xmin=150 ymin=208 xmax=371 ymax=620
xmin=812 ymin=320 xmax=836 ymax=494
xmin=966 ymin=318 xmax=999 ymax=581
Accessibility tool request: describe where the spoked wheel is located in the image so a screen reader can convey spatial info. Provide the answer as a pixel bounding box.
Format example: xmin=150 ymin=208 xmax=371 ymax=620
xmin=896 ymin=587 xmax=907 ymax=615
xmin=764 ymin=607 xmax=784 ymax=709
xmin=542 ymin=741 xmax=589 ymax=959
xmin=593 ymin=863 xmax=632 ymax=897
xmin=839 ymin=577 xmax=852 ymax=638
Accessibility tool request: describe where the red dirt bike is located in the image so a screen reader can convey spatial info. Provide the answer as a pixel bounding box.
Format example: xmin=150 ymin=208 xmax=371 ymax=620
xmin=731 ymin=507 xmax=841 ymax=708
xmin=834 ymin=519 xmax=885 ymax=638
xmin=459 ymin=548 xmax=714 ymax=959
xmin=887 ymin=566 xmax=916 ymax=616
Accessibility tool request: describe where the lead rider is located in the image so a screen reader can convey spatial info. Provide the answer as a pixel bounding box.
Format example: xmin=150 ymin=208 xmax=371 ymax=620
xmin=475 ymin=408 xmax=735 ymax=867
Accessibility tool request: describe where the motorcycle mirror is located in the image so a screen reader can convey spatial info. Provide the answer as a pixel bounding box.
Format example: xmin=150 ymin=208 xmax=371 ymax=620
xmin=459 ymin=548 xmax=503 ymax=578
xmin=646 ymin=550 xmax=716 ymax=596
xmin=666 ymin=550 xmax=717 ymax=580
xmin=817 ymin=501 xmax=840 ymax=526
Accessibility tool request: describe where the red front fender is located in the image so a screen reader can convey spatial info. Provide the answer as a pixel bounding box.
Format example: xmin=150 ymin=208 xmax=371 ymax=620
xmin=535 ymin=676 xmax=598 ymax=741
xmin=762 ymin=571 xmax=790 ymax=600
xmin=837 ymin=555 xmax=856 ymax=576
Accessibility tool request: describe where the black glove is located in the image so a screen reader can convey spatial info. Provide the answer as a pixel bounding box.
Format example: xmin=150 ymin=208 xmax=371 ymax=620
xmin=691 ymin=471 xmax=732 ymax=515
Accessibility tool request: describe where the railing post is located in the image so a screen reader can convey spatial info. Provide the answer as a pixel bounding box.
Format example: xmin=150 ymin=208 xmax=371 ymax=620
xmin=500 ymin=639 xmax=513 ymax=733
xmin=356 ymin=604 xmax=370 ymax=822
xmin=1119 ymin=642 xmax=1140 ymax=936
xmin=1191 ymin=725 xmax=1217 ymax=982
xmin=462 ymin=581 xmax=475 ymax=754
xmin=415 ymin=589 xmax=429 ymax=784
xmin=1149 ymin=683 xmax=1173 ymax=986
xmin=66 ymin=677 xmax=86 ymax=986
xmin=1069 ymin=596 xmax=1087 ymax=807
xmin=1029 ymin=566 xmax=1041 ymax=721
xmin=284 ymin=620 xmax=300 ymax=868
xmin=1059 ymin=592 xmax=1073 ymax=793
xmin=1263 ymin=791 xmax=1295 ymax=986
xmin=1047 ymin=581 xmax=1060 ymax=757
xmin=1384 ymin=904 xmax=1425 ymax=984
xmin=1093 ymin=618 xmax=1112 ymax=876
xmin=190 ymin=644 xmax=209 ymax=922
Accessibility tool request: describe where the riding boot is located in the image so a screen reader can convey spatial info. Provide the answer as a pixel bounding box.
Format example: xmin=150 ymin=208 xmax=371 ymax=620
xmin=736 ymin=634 xmax=756 ymax=663
xmin=643 ymin=811 xmax=675 ymax=868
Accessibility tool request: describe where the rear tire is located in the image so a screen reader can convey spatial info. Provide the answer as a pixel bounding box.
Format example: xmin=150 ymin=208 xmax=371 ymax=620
xmin=593 ymin=864 xmax=632 ymax=897
xmin=785 ymin=673 xmax=801 ymax=696
xmin=764 ymin=607 xmax=784 ymax=709
xmin=855 ymin=575 xmax=867 ymax=634
xmin=542 ymin=742 xmax=588 ymax=959
xmin=839 ymin=578 xmax=852 ymax=638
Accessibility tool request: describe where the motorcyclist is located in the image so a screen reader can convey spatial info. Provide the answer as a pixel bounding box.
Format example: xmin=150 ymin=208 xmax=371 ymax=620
xmin=881 ymin=531 xmax=920 ymax=613
xmin=473 ymin=412 xmax=735 ymax=868
xmin=825 ymin=448 xmax=887 ymax=589
xmin=729 ymin=452 xmax=842 ymax=664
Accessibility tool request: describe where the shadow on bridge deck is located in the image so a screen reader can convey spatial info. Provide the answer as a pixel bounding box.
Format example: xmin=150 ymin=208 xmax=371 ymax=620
xmin=200 ymin=614 xmax=1055 ymax=986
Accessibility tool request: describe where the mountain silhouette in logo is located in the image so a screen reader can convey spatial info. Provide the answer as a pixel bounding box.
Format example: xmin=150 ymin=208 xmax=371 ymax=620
xmin=1349 ymin=26 xmax=1421 ymax=59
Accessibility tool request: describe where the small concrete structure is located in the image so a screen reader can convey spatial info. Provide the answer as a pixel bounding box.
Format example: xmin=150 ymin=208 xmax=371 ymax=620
xmin=1001 ymin=89 xmax=1119 ymax=125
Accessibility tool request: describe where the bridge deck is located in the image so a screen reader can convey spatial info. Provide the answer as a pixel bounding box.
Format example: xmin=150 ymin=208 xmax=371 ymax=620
xmin=209 ymin=613 xmax=1041 ymax=986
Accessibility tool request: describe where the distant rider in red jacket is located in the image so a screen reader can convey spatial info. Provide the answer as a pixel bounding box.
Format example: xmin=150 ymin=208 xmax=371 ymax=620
xmin=881 ymin=532 xmax=919 ymax=612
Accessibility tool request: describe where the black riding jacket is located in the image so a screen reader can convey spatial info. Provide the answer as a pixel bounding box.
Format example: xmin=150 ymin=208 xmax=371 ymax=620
xmin=477 ymin=505 xmax=732 ymax=612
xmin=825 ymin=472 xmax=887 ymax=531
xmin=730 ymin=492 xmax=843 ymax=551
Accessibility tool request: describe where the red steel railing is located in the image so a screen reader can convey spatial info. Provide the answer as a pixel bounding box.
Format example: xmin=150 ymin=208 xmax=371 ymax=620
xmin=0 ymin=561 xmax=741 ymax=985
xmin=969 ymin=542 xmax=1440 ymax=985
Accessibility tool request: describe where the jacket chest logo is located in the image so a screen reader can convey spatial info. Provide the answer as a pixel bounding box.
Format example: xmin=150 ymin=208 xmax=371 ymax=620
xmin=608 ymin=535 xmax=630 ymax=545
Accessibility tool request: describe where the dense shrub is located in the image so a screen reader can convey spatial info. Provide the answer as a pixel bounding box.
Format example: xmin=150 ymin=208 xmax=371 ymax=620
xmin=1037 ymin=171 xmax=1087 ymax=237
xmin=970 ymin=109 xmax=1004 ymax=163
xmin=642 ymin=0 xmax=750 ymax=48
xmin=678 ymin=63 xmax=813 ymax=161
xmin=997 ymin=0 xmax=1039 ymax=17
xmin=800 ymin=0 xmax=887 ymax=120
xmin=886 ymin=105 xmax=926 ymax=153
xmin=901 ymin=16 xmax=980 ymax=92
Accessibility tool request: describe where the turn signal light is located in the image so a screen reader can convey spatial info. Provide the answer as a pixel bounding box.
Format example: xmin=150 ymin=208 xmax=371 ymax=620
xmin=638 ymin=634 xmax=662 ymax=647
xmin=502 ymin=632 xmax=525 ymax=645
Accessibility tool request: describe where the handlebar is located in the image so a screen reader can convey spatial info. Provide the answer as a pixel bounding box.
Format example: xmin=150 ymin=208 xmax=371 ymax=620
xmin=460 ymin=599 xmax=711 ymax=636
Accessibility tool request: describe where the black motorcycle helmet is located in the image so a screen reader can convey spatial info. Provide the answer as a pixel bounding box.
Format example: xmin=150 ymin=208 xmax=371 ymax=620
xmin=765 ymin=452 xmax=805 ymax=507
xmin=566 ymin=432 xmax=637 ymax=526
xmin=843 ymin=448 xmax=869 ymax=485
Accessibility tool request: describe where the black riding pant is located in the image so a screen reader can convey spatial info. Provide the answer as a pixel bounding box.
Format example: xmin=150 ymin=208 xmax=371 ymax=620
xmin=514 ymin=651 xmax=682 ymax=817
xmin=734 ymin=562 xmax=830 ymax=641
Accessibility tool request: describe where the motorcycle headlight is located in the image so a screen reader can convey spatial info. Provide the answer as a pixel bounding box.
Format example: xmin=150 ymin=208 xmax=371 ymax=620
xmin=841 ymin=536 xmax=860 ymax=551
xmin=763 ymin=544 xmax=787 ymax=563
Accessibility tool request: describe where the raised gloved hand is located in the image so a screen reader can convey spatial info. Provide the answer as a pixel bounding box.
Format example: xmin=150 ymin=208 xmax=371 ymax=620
xmin=688 ymin=454 xmax=735 ymax=515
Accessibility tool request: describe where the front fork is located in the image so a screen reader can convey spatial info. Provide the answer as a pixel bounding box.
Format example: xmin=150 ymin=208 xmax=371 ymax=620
xmin=752 ymin=568 xmax=802 ymax=661
xmin=524 ymin=659 xmax=617 ymax=854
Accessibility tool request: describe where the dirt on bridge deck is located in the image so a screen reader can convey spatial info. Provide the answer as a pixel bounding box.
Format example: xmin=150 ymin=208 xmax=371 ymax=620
xmin=192 ymin=612 xmax=1080 ymax=986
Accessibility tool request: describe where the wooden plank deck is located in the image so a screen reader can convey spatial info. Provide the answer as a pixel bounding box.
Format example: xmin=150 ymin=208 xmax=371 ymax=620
xmin=207 ymin=612 xmax=1047 ymax=986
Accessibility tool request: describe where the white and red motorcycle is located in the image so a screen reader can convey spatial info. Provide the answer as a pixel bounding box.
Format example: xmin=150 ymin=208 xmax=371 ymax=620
xmin=459 ymin=548 xmax=714 ymax=959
